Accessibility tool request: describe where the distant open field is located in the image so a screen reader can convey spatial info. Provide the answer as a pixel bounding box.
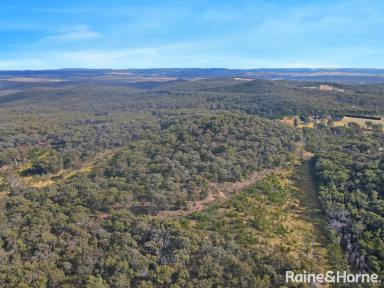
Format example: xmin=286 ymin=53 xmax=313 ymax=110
xmin=0 ymin=89 xmax=18 ymax=96
xmin=6 ymin=77 xmax=64 ymax=83
xmin=2 ymin=68 xmax=384 ymax=83
xmin=334 ymin=116 xmax=384 ymax=128
xmin=279 ymin=116 xmax=315 ymax=128
xmin=280 ymin=115 xmax=384 ymax=130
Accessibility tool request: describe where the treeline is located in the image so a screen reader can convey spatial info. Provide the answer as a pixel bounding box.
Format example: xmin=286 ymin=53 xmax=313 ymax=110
xmin=1 ymin=112 xmax=299 ymax=212
xmin=0 ymin=174 xmax=315 ymax=287
xmin=2 ymin=78 xmax=384 ymax=118
xmin=96 ymin=113 xmax=299 ymax=211
xmin=305 ymin=124 xmax=384 ymax=279
xmin=1 ymin=76 xmax=383 ymax=286
xmin=0 ymin=111 xmax=302 ymax=287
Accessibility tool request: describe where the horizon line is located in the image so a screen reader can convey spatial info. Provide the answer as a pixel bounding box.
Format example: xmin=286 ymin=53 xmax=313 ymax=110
xmin=1 ymin=67 xmax=384 ymax=72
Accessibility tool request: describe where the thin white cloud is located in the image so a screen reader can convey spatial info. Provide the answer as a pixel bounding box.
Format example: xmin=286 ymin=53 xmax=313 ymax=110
xmin=0 ymin=44 xmax=191 ymax=69
xmin=0 ymin=51 xmax=338 ymax=70
xmin=54 ymin=44 xmax=191 ymax=68
xmin=0 ymin=58 xmax=45 ymax=70
xmin=1 ymin=40 xmax=379 ymax=70
xmin=42 ymin=25 xmax=100 ymax=43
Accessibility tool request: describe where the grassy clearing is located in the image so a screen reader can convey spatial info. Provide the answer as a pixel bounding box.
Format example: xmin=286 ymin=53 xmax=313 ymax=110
xmin=0 ymin=191 xmax=9 ymax=198
xmin=280 ymin=115 xmax=384 ymax=131
xmin=279 ymin=116 xmax=315 ymax=128
xmin=253 ymin=164 xmax=333 ymax=272
xmin=187 ymin=160 xmax=344 ymax=281
xmin=29 ymin=179 xmax=55 ymax=188
xmin=333 ymin=116 xmax=384 ymax=129
xmin=288 ymin=162 xmax=333 ymax=271
xmin=16 ymin=162 xmax=33 ymax=174
xmin=13 ymin=149 xmax=116 ymax=190
xmin=154 ymin=168 xmax=281 ymax=217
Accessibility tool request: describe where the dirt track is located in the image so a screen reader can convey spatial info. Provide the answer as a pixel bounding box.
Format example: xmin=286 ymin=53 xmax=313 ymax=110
xmin=155 ymin=168 xmax=280 ymax=217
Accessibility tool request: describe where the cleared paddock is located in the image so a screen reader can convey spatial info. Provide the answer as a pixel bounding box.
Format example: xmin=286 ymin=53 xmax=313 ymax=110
xmin=334 ymin=116 xmax=384 ymax=129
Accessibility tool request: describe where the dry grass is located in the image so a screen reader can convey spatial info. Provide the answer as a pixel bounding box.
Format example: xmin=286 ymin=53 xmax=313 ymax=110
xmin=154 ymin=168 xmax=281 ymax=217
xmin=280 ymin=115 xmax=384 ymax=132
xmin=0 ymin=191 xmax=9 ymax=198
xmin=16 ymin=162 xmax=33 ymax=173
xmin=279 ymin=116 xmax=315 ymax=128
xmin=0 ymin=175 xmax=5 ymax=186
xmin=62 ymin=171 xmax=77 ymax=180
xmin=279 ymin=116 xmax=296 ymax=127
xmin=286 ymin=162 xmax=332 ymax=272
xmin=79 ymin=165 xmax=93 ymax=173
xmin=17 ymin=150 xmax=115 ymax=190
xmin=334 ymin=116 xmax=384 ymax=129
xmin=241 ymin=164 xmax=332 ymax=275
xmin=30 ymin=179 xmax=55 ymax=188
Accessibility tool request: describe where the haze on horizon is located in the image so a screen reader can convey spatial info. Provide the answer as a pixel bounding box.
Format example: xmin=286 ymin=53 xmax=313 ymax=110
xmin=1 ymin=0 xmax=383 ymax=70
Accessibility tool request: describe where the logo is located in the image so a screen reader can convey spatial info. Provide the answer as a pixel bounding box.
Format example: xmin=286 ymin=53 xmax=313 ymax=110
xmin=286 ymin=271 xmax=379 ymax=284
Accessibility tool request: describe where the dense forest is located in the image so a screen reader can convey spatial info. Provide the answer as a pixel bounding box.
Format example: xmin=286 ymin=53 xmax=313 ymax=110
xmin=305 ymin=124 xmax=384 ymax=281
xmin=0 ymin=74 xmax=383 ymax=287
xmin=2 ymin=77 xmax=384 ymax=117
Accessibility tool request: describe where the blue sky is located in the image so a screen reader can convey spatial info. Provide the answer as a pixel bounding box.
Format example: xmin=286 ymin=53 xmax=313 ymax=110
xmin=0 ymin=0 xmax=383 ymax=69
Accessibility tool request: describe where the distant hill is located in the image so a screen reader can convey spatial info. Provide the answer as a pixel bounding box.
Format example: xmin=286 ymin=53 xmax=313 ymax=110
xmin=1 ymin=68 xmax=384 ymax=84
xmin=1 ymin=75 xmax=384 ymax=118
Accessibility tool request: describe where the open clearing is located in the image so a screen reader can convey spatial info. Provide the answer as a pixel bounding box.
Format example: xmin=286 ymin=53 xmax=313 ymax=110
xmin=279 ymin=116 xmax=315 ymax=128
xmin=155 ymin=167 xmax=281 ymax=217
xmin=5 ymin=77 xmax=64 ymax=83
xmin=246 ymin=162 xmax=334 ymax=275
xmin=334 ymin=116 xmax=384 ymax=128
xmin=0 ymin=149 xmax=116 ymax=195
xmin=0 ymin=90 xmax=19 ymax=97
xmin=183 ymin=159 xmax=338 ymax=284
xmin=286 ymin=161 xmax=332 ymax=272
xmin=280 ymin=115 xmax=384 ymax=130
